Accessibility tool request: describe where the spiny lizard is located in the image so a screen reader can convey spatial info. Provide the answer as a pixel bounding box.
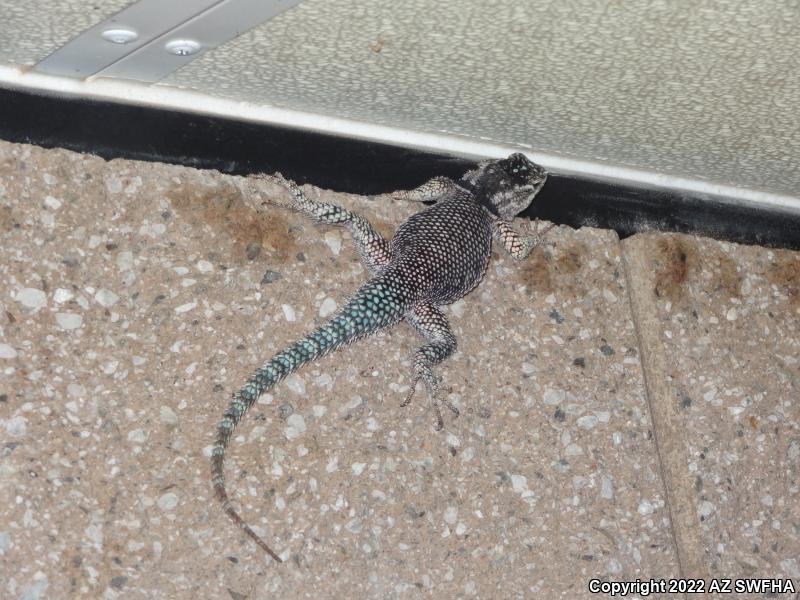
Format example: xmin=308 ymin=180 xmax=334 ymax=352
xmin=211 ymin=153 xmax=553 ymax=561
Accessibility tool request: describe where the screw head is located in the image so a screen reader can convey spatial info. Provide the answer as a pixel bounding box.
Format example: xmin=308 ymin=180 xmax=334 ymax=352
xmin=165 ymin=39 xmax=202 ymax=56
xmin=101 ymin=28 xmax=138 ymax=44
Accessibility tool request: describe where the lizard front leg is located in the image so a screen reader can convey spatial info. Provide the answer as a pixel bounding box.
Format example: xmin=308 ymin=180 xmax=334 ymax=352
xmin=375 ymin=176 xmax=459 ymax=204
xmin=257 ymin=173 xmax=391 ymax=274
xmin=494 ymin=219 xmax=555 ymax=261
xmin=402 ymin=303 xmax=459 ymax=430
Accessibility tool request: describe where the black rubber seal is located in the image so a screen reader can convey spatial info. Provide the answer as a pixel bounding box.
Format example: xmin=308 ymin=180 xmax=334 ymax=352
xmin=1 ymin=86 xmax=798 ymax=250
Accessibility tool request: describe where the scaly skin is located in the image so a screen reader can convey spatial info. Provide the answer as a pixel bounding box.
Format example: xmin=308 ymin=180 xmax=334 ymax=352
xmin=211 ymin=154 xmax=552 ymax=560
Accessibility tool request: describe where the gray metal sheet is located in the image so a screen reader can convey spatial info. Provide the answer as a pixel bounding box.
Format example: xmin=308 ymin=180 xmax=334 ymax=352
xmin=32 ymin=0 xmax=303 ymax=82
xmin=1 ymin=0 xmax=799 ymax=201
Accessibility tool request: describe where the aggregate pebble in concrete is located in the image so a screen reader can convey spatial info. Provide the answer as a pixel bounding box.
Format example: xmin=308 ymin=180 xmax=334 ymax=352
xmin=0 ymin=141 xmax=678 ymax=598
xmin=623 ymin=233 xmax=800 ymax=592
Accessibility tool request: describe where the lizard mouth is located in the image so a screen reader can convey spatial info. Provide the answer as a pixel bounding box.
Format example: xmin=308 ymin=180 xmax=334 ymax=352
xmin=525 ymin=179 xmax=546 ymax=204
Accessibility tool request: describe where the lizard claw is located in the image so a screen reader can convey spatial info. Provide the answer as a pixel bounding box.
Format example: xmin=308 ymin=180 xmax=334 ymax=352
xmin=400 ymin=376 xmax=419 ymax=407
xmin=249 ymin=171 xmax=284 ymax=183
xmin=442 ymin=395 xmax=460 ymax=417
xmin=524 ymin=219 xmax=555 ymax=243
xmin=249 ymin=172 xmax=302 ymax=211
xmin=249 ymin=171 xmax=294 ymax=193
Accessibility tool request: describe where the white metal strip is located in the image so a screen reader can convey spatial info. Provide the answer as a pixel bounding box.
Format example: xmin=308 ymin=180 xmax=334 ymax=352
xmin=98 ymin=0 xmax=303 ymax=82
xmin=33 ymin=0 xmax=303 ymax=82
xmin=34 ymin=1 xmax=223 ymax=78
xmin=1 ymin=66 xmax=799 ymax=216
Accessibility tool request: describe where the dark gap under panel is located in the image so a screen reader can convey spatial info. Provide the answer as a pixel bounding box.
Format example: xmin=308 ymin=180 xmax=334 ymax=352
xmin=1 ymin=86 xmax=798 ymax=250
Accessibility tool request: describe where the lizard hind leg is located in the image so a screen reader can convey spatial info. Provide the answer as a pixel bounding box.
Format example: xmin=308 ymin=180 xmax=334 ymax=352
xmin=401 ymin=303 xmax=459 ymax=430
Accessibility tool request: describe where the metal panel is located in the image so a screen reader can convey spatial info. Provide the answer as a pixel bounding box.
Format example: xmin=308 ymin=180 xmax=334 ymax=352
xmin=32 ymin=0 xmax=303 ymax=82
xmin=4 ymin=0 xmax=798 ymax=203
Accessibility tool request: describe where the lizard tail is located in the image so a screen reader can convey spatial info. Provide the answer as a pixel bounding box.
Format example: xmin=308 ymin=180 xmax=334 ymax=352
xmin=211 ymin=274 xmax=408 ymax=561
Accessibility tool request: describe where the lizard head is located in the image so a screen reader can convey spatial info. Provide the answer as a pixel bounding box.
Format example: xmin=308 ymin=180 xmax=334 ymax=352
xmin=462 ymin=153 xmax=548 ymax=219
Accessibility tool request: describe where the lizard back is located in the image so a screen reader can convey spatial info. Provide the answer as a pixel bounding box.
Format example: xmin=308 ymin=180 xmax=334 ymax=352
xmin=389 ymin=189 xmax=493 ymax=306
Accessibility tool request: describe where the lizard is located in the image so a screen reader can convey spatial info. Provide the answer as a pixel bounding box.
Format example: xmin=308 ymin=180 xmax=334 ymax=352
xmin=211 ymin=153 xmax=554 ymax=561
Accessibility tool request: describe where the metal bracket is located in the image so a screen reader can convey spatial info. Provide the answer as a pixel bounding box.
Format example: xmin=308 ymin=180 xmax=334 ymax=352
xmin=33 ymin=0 xmax=303 ymax=82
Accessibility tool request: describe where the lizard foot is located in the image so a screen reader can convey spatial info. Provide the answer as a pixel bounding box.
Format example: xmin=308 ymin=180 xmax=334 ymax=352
xmin=523 ymin=219 xmax=556 ymax=247
xmin=401 ymin=367 xmax=458 ymax=431
xmin=247 ymin=172 xmax=297 ymax=210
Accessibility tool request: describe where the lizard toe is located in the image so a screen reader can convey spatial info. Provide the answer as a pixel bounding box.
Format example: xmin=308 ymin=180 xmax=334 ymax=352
xmin=400 ymin=375 xmax=420 ymax=407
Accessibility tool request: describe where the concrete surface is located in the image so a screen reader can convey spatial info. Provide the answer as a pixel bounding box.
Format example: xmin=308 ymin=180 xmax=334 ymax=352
xmin=0 ymin=141 xmax=797 ymax=599
xmin=623 ymin=234 xmax=800 ymax=585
